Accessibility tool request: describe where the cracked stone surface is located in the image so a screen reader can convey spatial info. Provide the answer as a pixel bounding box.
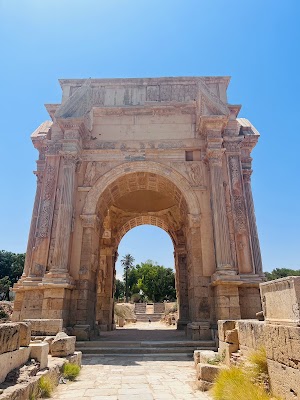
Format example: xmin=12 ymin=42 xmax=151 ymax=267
xmin=51 ymin=355 xmax=211 ymax=400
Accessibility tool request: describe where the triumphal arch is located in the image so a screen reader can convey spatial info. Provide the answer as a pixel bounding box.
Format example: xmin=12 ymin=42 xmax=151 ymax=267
xmin=13 ymin=76 xmax=264 ymax=338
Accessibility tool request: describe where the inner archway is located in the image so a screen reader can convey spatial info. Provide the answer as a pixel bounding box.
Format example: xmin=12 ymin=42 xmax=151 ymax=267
xmin=115 ymin=225 xmax=175 ymax=281
xmin=92 ymin=171 xmax=192 ymax=331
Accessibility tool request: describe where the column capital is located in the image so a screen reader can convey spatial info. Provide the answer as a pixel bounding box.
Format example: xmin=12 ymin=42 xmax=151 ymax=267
xmin=206 ymin=148 xmax=225 ymax=167
xmin=199 ymin=115 xmax=228 ymax=136
xmin=223 ymin=137 xmax=243 ymax=153
xmin=242 ymin=169 xmax=253 ymax=183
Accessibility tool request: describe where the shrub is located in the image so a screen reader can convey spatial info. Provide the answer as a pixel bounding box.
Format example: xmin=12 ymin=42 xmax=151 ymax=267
xmin=0 ymin=309 xmax=8 ymax=319
xmin=211 ymin=366 xmax=271 ymax=400
xmin=38 ymin=376 xmax=54 ymax=398
xmin=63 ymin=363 xmax=81 ymax=381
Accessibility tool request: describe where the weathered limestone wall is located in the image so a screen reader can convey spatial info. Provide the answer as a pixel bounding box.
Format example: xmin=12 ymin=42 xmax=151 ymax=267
xmin=218 ymin=276 xmax=300 ymax=400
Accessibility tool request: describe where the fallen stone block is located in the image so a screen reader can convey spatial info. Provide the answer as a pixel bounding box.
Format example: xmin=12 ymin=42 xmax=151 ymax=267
xmin=50 ymin=332 xmax=76 ymax=357
xmin=0 ymin=347 xmax=31 ymax=384
xmin=29 ymin=342 xmax=49 ymax=369
xmin=197 ymin=379 xmax=213 ymax=391
xmin=196 ymin=363 xmax=223 ymax=382
xmin=24 ymin=319 xmax=63 ymax=335
xmin=0 ymin=323 xmax=20 ymax=355
xmin=217 ymin=320 xmax=236 ymax=342
xmin=18 ymin=322 xmax=31 ymax=347
xmin=199 ymin=350 xmax=218 ymax=364
xmin=225 ymin=328 xmax=238 ymax=345
xmin=219 ymin=341 xmax=238 ymax=366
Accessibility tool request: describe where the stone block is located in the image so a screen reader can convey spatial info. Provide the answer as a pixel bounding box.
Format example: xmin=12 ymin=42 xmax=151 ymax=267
xmin=0 ymin=323 xmax=20 ymax=355
xmin=18 ymin=322 xmax=31 ymax=347
xmin=219 ymin=341 xmax=238 ymax=366
xmin=73 ymin=325 xmax=91 ymax=341
xmin=197 ymin=379 xmax=213 ymax=391
xmin=194 ymin=350 xmax=201 ymax=366
xmin=236 ymin=320 xmax=265 ymax=351
xmin=196 ymin=363 xmax=223 ymax=382
xmin=268 ymin=359 xmax=300 ymax=400
xmin=264 ymin=324 xmax=300 ymax=369
xmin=199 ymin=350 xmax=218 ymax=364
xmin=218 ymin=320 xmax=236 ymax=341
xmin=50 ymin=332 xmax=76 ymax=357
xmin=24 ymin=319 xmax=63 ymax=335
xmin=0 ymin=347 xmax=31 ymax=383
xmin=225 ymin=329 xmax=238 ymax=345
xmin=187 ymin=322 xmax=211 ymax=340
xmin=29 ymin=342 xmax=49 ymax=369
xmin=260 ymin=276 xmax=300 ymax=326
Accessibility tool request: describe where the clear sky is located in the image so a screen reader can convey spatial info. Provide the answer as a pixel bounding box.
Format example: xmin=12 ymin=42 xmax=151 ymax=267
xmin=0 ymin=0 xmax=299 ymax=277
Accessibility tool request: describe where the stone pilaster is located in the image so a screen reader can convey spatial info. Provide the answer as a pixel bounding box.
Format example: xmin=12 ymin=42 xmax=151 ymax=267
xmin=207 ymin=148 xmax=233 ymax=270
xmin=22 ymin=171 xmax=44 ymax=278
xmin=224 ymin=138 xmax=253 ymax=274
xmin=174 ymin=246 xmax=190 ymax=329
xmin=43 ymin=152 xmax=78 ymax=285
xmin=242 ymin=169 xmax=263 ymax=275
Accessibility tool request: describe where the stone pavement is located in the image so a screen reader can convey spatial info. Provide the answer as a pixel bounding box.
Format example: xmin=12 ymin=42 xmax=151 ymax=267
xmin=51 ymin=354 xmax=211 ymax=400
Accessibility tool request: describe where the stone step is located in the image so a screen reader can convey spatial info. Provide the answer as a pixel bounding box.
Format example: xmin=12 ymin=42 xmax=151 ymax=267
xmin=76 ymin=346 xmax=217 ymax=355
xmin=77 ymin=340 xmax=216 ymax=348
xmin=76 ymin=339 xmax=217 ymax=356
xmin=135 ymin=313 xmax=163 ymax=321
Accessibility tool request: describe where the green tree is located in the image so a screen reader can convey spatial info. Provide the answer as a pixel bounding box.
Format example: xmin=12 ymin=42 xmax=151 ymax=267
xmin=114 ymin=279 xmax=125 ymax=301
xmin=136 ymin=261 xmax=176 ymax=302
xmin=265 ymin=267 xmax=300 ymax=281
xmin=0 ymin=250 xmax=25 ymax=285
xmin=0 ymin=276 xmax=11 ymax=300
xmin=121 ymin=254 xmax=135 ymax=302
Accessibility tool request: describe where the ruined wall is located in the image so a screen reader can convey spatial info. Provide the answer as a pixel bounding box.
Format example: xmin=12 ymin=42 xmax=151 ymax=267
xmin=218 ymin=276 xmax=300 ymax=400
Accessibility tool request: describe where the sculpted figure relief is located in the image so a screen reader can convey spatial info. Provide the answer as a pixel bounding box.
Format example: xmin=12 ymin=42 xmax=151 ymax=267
xmin=84 ymin=161 xmax=96 ymax=186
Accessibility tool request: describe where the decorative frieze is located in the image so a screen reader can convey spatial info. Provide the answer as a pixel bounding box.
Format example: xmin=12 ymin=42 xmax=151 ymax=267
xmin=36 ymin=165 xmax=57 ymax=238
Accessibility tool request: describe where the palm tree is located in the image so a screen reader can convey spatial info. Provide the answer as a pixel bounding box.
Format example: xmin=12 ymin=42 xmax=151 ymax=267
xmin=121 ymin=254 xmax=135 ymax=303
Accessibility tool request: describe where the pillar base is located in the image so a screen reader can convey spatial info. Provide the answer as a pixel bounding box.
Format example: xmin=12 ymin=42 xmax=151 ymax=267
xmin=186 ymin=321 xmax=212 ymax=340
xmin=42 ymin=269 xmax=75 ymax=287
xmin=177 ymin=319 xmax=189 ymax=330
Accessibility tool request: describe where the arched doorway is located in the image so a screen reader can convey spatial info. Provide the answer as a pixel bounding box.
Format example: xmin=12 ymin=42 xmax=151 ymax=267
xmin=82 ymin=169 xmax=198 ymax=332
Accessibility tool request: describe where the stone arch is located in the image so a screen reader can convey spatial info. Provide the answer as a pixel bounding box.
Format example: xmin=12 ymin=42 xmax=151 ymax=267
xmin=115 ymin=216 xmax=176 ymax=247
xmin=83 ymin=161 xmax=201 ymax=217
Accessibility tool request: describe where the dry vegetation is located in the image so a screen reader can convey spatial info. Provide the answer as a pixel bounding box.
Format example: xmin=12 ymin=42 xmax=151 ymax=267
xmin=211 ymin=347 xmax=282 ymax=400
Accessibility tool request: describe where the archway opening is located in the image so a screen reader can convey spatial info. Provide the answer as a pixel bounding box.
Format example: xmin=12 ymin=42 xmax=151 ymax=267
xmin=92 ymin=171 xmax=191 ymax=333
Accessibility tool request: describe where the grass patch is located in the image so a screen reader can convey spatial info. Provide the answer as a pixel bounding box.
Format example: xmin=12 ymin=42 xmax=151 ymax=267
xmin=62 ymin=363 xmax=81 ymax=381
xmin=38 ymin=376 xmax=54 ymax=398
xmin=211 ymin=366 xmax=271 ymax=400
xmin=248 ymin=347 xmax=268 ymax=375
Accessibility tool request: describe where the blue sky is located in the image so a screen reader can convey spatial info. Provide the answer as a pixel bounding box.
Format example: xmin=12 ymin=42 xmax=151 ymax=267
xmin=0 ymin=0 xmax=299 ymax=277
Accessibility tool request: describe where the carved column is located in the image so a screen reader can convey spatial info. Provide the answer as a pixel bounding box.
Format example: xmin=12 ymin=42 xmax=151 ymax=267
xmin=44 ymin=152 xmax=78 ymax=284
xmin=207 ymin=149 xmax=233 ymax=270
xmin=224 ymin=138 xmax=253 ymax=274
xmin=174 ymin=246 xmax=190 ymax=329
xmin=22 ymin=171 xmax=43 ymax=278
xmin=243 ymin=169 xmax=263 ymax=275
